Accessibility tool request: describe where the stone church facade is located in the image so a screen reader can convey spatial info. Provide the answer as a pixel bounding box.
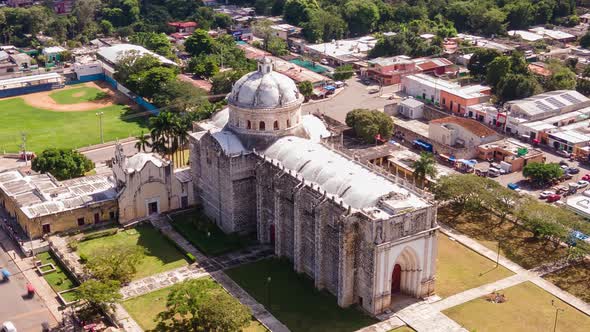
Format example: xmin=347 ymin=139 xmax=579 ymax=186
xmin=189 ymin=58 xmax=438 ymax=315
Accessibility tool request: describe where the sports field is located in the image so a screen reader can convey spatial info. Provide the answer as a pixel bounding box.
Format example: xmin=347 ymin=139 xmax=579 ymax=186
xmin=49 ymin=86 xmax=106 ymax=104
xmin=0 ymin=82 xmax=149 ymax=153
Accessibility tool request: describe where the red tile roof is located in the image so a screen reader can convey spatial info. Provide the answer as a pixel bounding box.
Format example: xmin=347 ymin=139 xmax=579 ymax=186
xmin=430 ymin=116 xmax=497 ymax=138
xmin=168 ymin=21 xmax=198 ymax=28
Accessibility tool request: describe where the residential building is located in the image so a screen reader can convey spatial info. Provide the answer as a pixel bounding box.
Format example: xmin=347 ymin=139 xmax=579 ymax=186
xmin=168 ymin=21 xmax=198 ymax=34
xmin=529 ymin=27 xmax=576 ymax=42
xmin=43 ymin=46 xmax=67 ymax=63
xmin=97 ymin=44 xmax=177 ymax=79
xmin=268 ymin=24 xmax=301 ymax=40
xmin=401 ymin=73 xmax=491 ymax=115
xmin=429 ymin=117 xmax=500 ymax=152
xmin=305 ymin=36 xmax=378 ymax=66
xmin=9 ymin=53 xmax=32 ymax=70
xmin=508 ymin=30 xmax=544 ymax=42
xmin=398 ymin=98 xmax=425 ymax=119
xmin=477 ymin=139 xmax=545 ymax=171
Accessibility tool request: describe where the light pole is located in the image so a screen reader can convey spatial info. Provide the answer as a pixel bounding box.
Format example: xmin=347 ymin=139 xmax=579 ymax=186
xmin=266 ymin=276 xmax=272 ymax=309
xmin=551 ymin=300 xmax=564 ymax=332
xmin=496 ymin=240 xmax=501 ymax=268
xmin=96 ymin=112 xmax=104 ymax=144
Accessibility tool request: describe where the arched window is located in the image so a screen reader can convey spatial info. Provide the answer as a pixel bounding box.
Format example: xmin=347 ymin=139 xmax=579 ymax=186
xmin=273 ymin=120 xmax=279 ymax=130
xmin=259 ymin=121 xmax=265 ymax=131
xmin=287 ymin=119 xmax=291 ymax=127
xmin=247 ymin=120 xmax=251 ymax=129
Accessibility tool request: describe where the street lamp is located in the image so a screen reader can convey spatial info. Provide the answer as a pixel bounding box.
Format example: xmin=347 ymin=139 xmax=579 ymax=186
xmin=496 ymin=239 xmax=501 ymax=268
xmin=96 ymin=112 xmax=104 ymax=144
xmin=266 ymin=276 xmax=272 ymax=309
xmin=551 ymin=300 xmax=564 ymax=332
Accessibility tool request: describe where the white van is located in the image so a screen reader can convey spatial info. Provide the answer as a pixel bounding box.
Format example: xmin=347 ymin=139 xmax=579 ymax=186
xmin=1 ymin=322 xmax=16 ymax=332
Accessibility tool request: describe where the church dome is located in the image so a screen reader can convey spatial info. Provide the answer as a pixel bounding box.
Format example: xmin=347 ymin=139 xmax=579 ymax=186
xmin=229 ymin=58 xmax=301 ymax=110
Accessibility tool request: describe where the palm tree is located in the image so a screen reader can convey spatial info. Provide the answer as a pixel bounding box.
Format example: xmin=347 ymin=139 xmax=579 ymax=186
xmin=149 ymin=111 xmax=178 ymax=160
xmin=412 ymin=152 xmax=438 ymax=187
xmin=134 ymin=131 xmax=151 ymax=152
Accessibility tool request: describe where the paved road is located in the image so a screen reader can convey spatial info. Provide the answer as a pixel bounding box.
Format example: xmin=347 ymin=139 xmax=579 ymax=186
xmin=80 ymin=139 xmax=138 ymax=164
xmin=0 ymin=230 xmax=56 ymax=332
xmin=303 ymin=78 xmax=399 ymax=123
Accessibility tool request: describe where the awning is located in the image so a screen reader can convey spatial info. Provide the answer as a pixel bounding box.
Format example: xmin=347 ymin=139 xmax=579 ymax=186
xmin=458 ymin=159 xmax=477 ymax=167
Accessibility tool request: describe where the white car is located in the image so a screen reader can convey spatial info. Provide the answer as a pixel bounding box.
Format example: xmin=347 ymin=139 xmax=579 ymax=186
xmin=1 ymin=322 xmax=16 ymax=332
xmin=539 ymin=191 xmax=556 ymax=199
xmin=320 ymin=59 xmax=329 ymax=65
xmin=578 ymin=180 xmax=589 ymax=188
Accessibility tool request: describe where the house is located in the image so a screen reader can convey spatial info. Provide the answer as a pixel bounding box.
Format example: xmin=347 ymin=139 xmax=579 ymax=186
xmin=97 ymin=44 xmax=177 ymax=79
xmin=529 ymin=27 xmax=576 ymax=42
xmin=168 ymin=21 xmax=198 ymax=34
xmin=398 ymin=97 xmax=425 ymax=119
xmin=365 ymin=56 xmax=416 ymax=85
xmin=9 ymin=53 xmax=32 ymax=70
xmin=508 ymin=30 xmax=544 ymax=42
xmin=429 ymin=116 xmax=500 ymax=151
xmin=53 ymin=0 xmax=75 ymax=14
xmin=478 ymin=139 xmax=545 ymax=171
xmin=305 ymin=36 xmax=378 ymax=66
xmin=43 ymin=46 xmax=67 ymax=63
xmin=268 ymin=24 xmax=301 ymax=40
xmin=6 ymin=0 xmax=33 ymax=7
xmin=401 ymin=74 xmax=491 ymax=115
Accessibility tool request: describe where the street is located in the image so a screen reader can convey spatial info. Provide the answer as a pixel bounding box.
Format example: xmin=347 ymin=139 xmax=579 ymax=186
xmin=80 ymin=139 xmax=138 ymax=164
xmin=0 ymin=229 xmax=56 ymax=332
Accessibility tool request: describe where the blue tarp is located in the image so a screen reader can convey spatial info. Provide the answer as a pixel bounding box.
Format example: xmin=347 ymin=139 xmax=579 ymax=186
xmin=324 ymin=85 xmax=336 ymax=91
xmin=507 ymin=183 xmax=519 ymax=190
xmin=571 ymin=230 xmax=589 ymax=241
xmin=413 ymin=139 xmax=433 ymax=152
xmin=457 ymin=159 xmax=477 ymax=167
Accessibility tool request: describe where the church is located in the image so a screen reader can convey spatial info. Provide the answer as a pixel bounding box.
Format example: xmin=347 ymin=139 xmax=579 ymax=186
xmin=189 ymin=58 xmax=439 ymax=315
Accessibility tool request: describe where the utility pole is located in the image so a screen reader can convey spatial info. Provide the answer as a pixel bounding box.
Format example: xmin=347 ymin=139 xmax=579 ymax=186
xmin=96 ymin=112 xmax=104 ymax=144
xmin=20 ymin=132 xmax=27 ymax=166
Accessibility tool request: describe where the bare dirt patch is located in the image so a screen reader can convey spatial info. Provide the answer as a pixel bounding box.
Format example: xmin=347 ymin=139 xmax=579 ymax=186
xmin=17 ymin=81 xmax=136 ymax=112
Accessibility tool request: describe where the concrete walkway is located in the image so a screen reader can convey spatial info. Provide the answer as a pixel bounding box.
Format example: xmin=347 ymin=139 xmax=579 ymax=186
xmin=395 ymin=302 xmax=467 ymax=332
xmin=120 ymin=265 xmax=209 ymax=300
xmin=111 ymin=303 xmax=143 ymax=332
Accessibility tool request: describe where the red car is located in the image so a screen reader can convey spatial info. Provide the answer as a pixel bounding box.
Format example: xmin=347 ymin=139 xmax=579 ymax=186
xmin=546 ymin=194 xmax=562 ymax=202
xmin=582 ymin=174 xmax=590 ymax=181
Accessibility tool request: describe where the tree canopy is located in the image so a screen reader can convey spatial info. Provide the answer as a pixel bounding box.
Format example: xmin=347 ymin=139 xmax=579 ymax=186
xmin=522 ymin=162 xmax=563 ymax=186
xmin=84 ymin=243 xmax=144 ymax=283
xmin=31 ymin=149 xmax=94 ymax=181
xmin=345 ymin=109 xmax=393 ymax=143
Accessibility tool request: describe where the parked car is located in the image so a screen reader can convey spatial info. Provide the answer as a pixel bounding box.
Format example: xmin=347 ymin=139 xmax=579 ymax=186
xmin=1 ymin=322 xmax=16 ymax=332
xmin=320 ymin=58 xmax=329 ymax=65
xmin=334 ymin=81 xmax=345 ymax=88
xmin=578 ymin=180 xmax=589 ymax=188
xmin=560 ymin=165 xmax=569 ymax=171
xmin=582 ymin=174 xmax=590 ymax=181
xmin=546 ymin=194 xmax=562 ymax=202
xmin=507 ymin=183 xmax=520 ymax=190
xmin=552 ymin=185 xmax=568 ymax=194
xmin=557 ymin=150 xmax=571 ymax=157
xmin=559 ymin=160 xmax=569 ymax=166
xmin=368 ymin=87 xmax=380 ymax=94
xmin=488 ymin=168 xmax=501 ymax=177
xmin=562 ymin=172 xmax=573 ymax=180
xmin=539 ymin=191 xmax=556 ymax=199
xmin=567 ymin=167 xmax=580 ymax=174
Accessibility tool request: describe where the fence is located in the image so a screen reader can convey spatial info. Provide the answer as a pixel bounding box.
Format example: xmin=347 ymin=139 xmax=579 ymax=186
xmin=66 ymin=73 xmax=106 ymax=85
xmin=0 ymin=82 xmax=62 ymax=98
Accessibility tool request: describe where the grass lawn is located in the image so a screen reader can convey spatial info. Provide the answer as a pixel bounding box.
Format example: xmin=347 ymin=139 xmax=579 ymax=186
xmin=443 ymin=282 xmax=590 ymax=332
xmin=36 ymin=252 xmax=79 ymax=295
xmin=77 ymin=224 xmax=189 ymax=280
xmin=226 ymin=258 xmax=377 ymax=332
xmin=438 ymin=206 xmax=569 ymax=269
xmin=436 ymin=233 xmax=514 ymax=298
xmin=121 ymin=280 xmax=266 ymax=331
xmin=170 ymin=209 xmax=254 ymax=256
xmin=544 ymin=261 xmax=590 ymax=303
xmin=0 ymin=97 xmax=148 ymax=153
xmin=49 ymin=86 xmax=106 ymax=104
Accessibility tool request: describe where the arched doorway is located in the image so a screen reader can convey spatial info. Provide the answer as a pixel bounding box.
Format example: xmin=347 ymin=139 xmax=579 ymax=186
xmin=391 ymin=264 xmax=401 ymax=293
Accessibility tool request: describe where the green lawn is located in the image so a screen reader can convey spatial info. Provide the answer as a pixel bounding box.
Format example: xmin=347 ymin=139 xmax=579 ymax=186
xmin=77 ymin=224 xmax=189 ymax=280
xmin=438 ymin=206 xmax=569 ymax=269
xmin=0 ymin=97 xmax=148 ymax=153
xmin=544 ymin=261 xmax=590 ymax=303
xmin=443 ymin=282 xmax=590 ymax=332
xmin=170 ymin=209 xmax=254 ymax=256
xmin=121 ymin=280 xmax=267 ymax=331
xmin=226 ymin=258 xmax=377 ymax=332
xmin=36 ymin=251 xmax=79 ymax=296
xmin=49 ymin=86 xmax=106 ymax=104
xmin=436 ymin=233 xmax=514 ymax=298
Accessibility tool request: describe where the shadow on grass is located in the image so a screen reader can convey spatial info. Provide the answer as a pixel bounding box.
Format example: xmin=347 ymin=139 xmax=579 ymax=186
xmin=90 ymin=91 xmax=109 ymax=101
xmin=134 ymin=224 xmax=189 ymax=265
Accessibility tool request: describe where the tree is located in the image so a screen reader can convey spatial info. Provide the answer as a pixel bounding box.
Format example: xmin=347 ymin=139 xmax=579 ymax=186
xmin=188 ymin=54 xmax=219 ymax=78
xmin=580 ymin=31 xmax=590 ymax=49
xmin=517 ymin=199 xmax=568 ymax=242
xmin=481 ymin=8 xmax=507 ymax=36
xmin=297 ymin=80 xmax=313 ymax=101
xmin=184 ymin=29 xmax=215 ymax=57
xmin=412 ymin=152 xmax=437 ymax=186
xmin=333 ymin=64 xmax=354 ymax=81
xmin=99 ymin=19 xmax=114 ymax=35
xmin=31 ymin=149 xmax=94 ymax=181
xmin=72 ymin=0 xmax=102 ymax=32
xmin=76 ymin=279 xmax=122 ymax=309
xmin=345 ymin=109 xmax=393 ymax=143
xmin=505 ymin=0 xmax=534 ymax=30
xmin=128 ymin=66 xmax=177 ymax=100
xmin=467 ymin=48 xmax=502 ymax=77
xmin=343 ymin=0 xmax=380 ymax=36
xmin=302 ymin=9 xmax=347 ymax=43
xmin=213 ymin=13 xmax=232 ymax=29
xmin=155 ymin=279 xmax=251 ymax=332
xmin=113 ymin=51 xmax=161 ymax=86
xmin=152 ymin=80 xmax=207 ymax=112
xmin=129 ymin=32 xmax=174 ymax=59
xmin=85 ymin=244 xmax=144 ymax=283
xmin=486 ymin=56 xmax=511 ymax=88
xmin=134 ymin=131 xmax=151 ymax=152
xmin=522 ymin=162 xmax=563 ymax=186
xmin=267 ymin=36 xmax=288 ymax=56
xmin=577 ymin=77 xmax=590 ymax=95
xmin=497 ymin=73 xmax=541 ymax=102
xmin=211 ymin=69 xmax=246 ymax=95
xmin=546 ymin=62 xmax=577 ymax=91
xmin=433 ymin=174 xmax=504 ymax=212
xmin=283 ymin=0 xmax=318 ymax=25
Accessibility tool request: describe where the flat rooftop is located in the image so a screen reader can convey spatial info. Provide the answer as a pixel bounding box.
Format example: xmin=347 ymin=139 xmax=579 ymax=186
xmin=0 ymin=171 xmax=117 ymax=219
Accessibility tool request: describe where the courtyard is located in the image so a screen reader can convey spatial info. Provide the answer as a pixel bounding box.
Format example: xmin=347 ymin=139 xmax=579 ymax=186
xmin=169 ymin=209 xmax=254 ymax=256
xmin=435 ymin=233 xmax=513 ymax=298
xmin=36 ymin=251 xmax=79 ymax=302
xmin=443 ymin=282 xmax=590 ymax=332
xmin=76 ymin=224 xmax=190 ymax=280
xmin=121 ymin=279 xmax=267 ymax=331
xmin=225 ymin=258 xmax=377 ymax=332
xmin=0 ymin=82 xmax=148 ymax=153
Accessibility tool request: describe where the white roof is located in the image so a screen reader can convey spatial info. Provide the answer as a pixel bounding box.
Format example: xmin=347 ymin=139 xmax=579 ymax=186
xmin=229 ymin=58 xmax=301 ymax=109
xmin=508 ymin=90 xmax=590 ymax=119
xmin=125 ymin=153 xmax=167 ymax=172
xmin=0 ymin=51 xmax=8 ymax=61
xmin=97 ymin=44 xmax=177 ymax=66
xmin=263 ymin=136 xmax=428 ymax=210
xmin=401 ymin=98 xmax=424 ymax=108
xmin=306 ymin=36 xmax=377 ymax=60
xmin=43 ymin=46 xmax=66 ymax=54
xmin=0 ymin=72 xmax=61 ymax=85
xmin=529 ymin=27 xmax=575 ymax=40
xmin=404 ymin=74 xmax=489 ymax=99
xmin=549 ymin=130 xmax=590 ymax=144
xmin=566 ymin=196 xmax=590 ymax=218
xmin=508 ymin=30 xmax=544 ymax=41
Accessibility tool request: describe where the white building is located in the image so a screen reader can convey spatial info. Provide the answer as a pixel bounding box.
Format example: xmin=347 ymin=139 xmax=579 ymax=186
xmin=529 ymin=27 xmax=576 ymax=42
xmin=305 ymin=36 xmax=378 ymax=65
xmin=506 ymin=90 xmax=590 ymax=122
xmin=398 ymin=97 xmax=424 ymax=119
xmin=508 ymin=30 xmax=544 ymax=42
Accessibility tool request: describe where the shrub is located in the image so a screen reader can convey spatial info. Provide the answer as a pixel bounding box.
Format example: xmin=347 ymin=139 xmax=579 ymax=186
xmin=80 ymin=228 xmax=118 ymax=242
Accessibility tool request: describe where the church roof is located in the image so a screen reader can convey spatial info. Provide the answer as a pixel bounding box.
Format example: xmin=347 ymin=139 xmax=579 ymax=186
xmin=264 ymin=136 xmax=427 ymax=210
xmin=125 ymin=153 xmax=167 ymax=172
xmin=229 ymin=58 xmax=301 ymax=109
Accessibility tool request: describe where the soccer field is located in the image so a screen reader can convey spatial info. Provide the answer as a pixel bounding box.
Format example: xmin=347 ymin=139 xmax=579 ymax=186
xmin=0 ymin=97 xmax=149 ymax=153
